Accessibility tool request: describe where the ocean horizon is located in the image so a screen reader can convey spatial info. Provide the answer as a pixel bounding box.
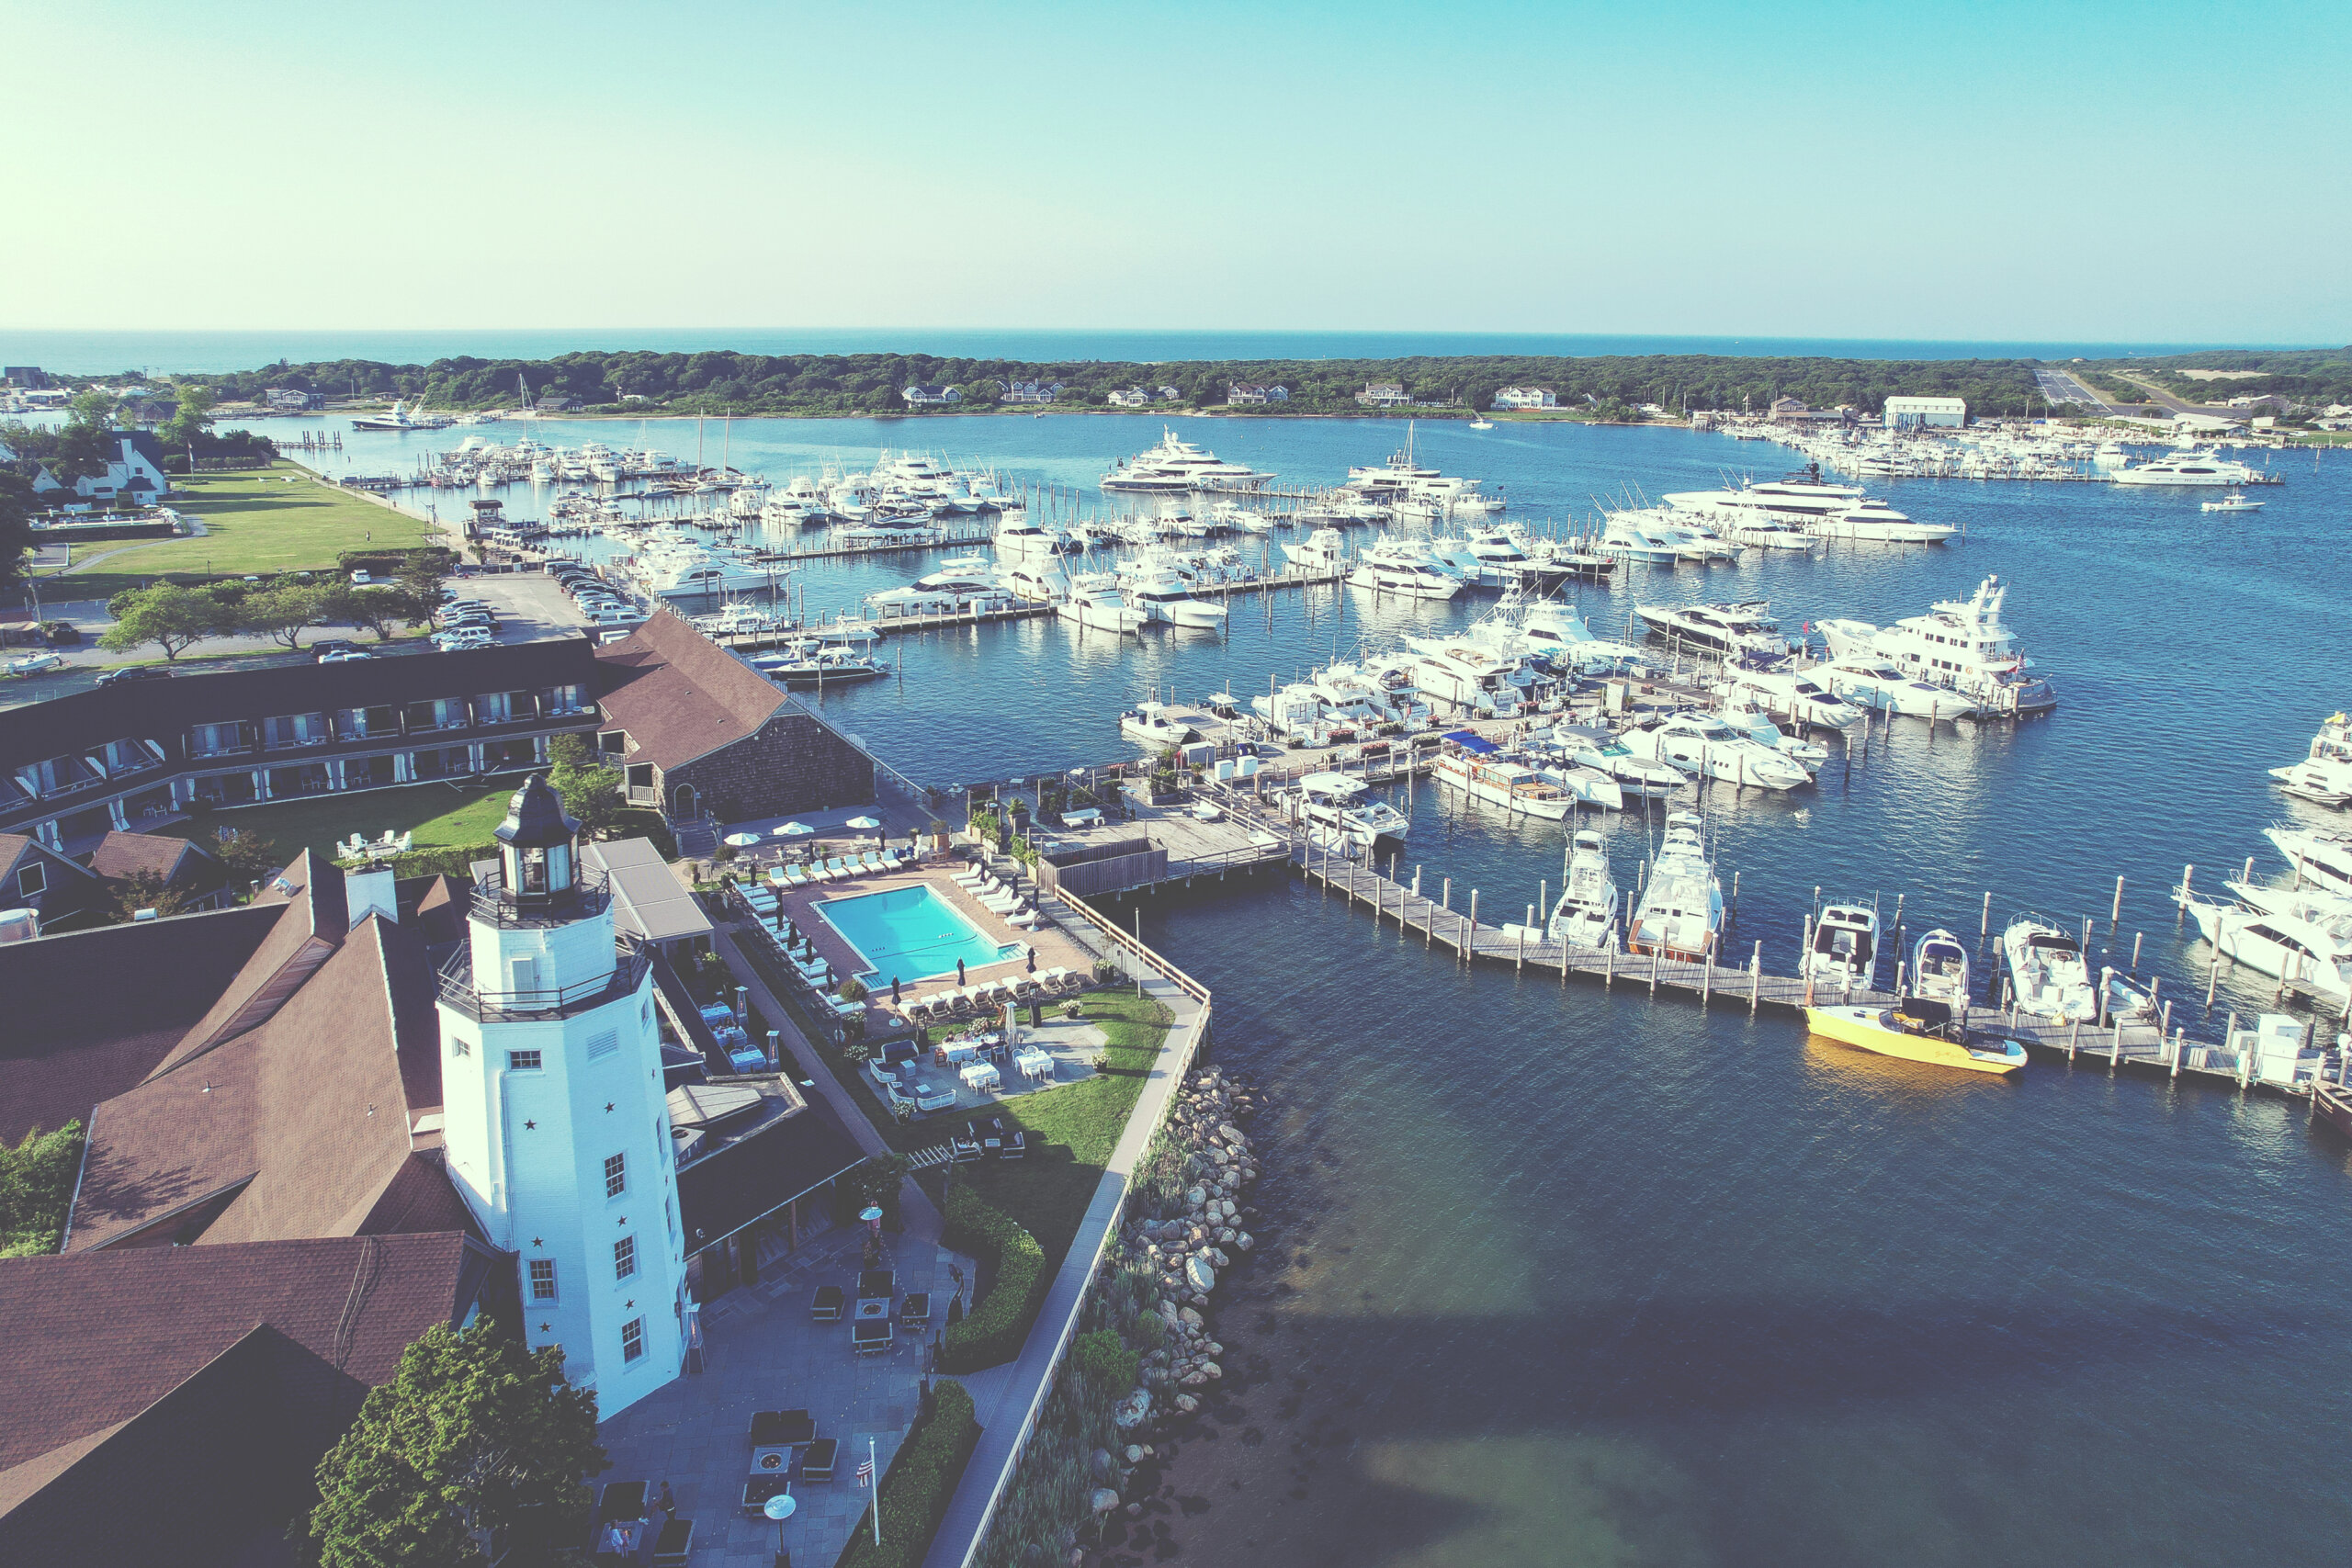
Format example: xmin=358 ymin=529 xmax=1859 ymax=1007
xmin=0 ymin=326 xmax=2302 ymax=377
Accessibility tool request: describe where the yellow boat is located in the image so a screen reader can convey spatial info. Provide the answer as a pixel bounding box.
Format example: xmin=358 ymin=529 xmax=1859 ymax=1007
xmin=1804 ymin=998 xmax=2028 ymax=1076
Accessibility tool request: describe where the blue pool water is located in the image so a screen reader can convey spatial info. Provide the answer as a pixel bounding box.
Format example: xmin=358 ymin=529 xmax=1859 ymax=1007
xmin=813 ymin=884 xmax=1016 ymax=984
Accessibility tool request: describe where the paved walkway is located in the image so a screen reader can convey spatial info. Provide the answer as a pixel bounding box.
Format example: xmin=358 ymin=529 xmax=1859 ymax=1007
xmin=921 ymin=972 xmax=1208 ymax=1568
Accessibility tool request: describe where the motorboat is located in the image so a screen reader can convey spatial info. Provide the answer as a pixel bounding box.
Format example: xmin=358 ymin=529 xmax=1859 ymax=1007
xmin=1545 ymin=829 xmax=1618 ymax=948
xmin=1634 ymin=601 xmax=1792 ymax=660
xmin=1124 ymin=570 xmax=1228 ymax=629
xmin=1805 ymin=998 xmax=2027 ymax=1076
xmin=1626 ymin=810 xmax=1724 ymax=961
xmin=1812 ymin=498 xmax=1956 ymax=544
xmin=1427 ymin=528 xmax=1529 ymax=590
xmin=1716 ymin=667 xmax=1865 ymax=731
xmin=1815 ymin=575 xmax=2054 ymax=716
xmin=1523 ymin=751 xmax=1626 ymax=810
xmin=2268 ymin=712 xmax=2352 ymax=807
xmin=1283 ymin=526 xmax=1349 ymax=572
xmin=2266 ymin=825 xmax=2352 ymax=897
xmin=1001 ymin=562 xmax=1072 ymax=603
xmin=2000 ymin=916 xmax=2098 ymax=1021
xmin=1596 ymin=509 xmax=1688 ymax=566
xmin=1102 ymin=429 xmax=1273 ymax=494
xmin=1555 ymin=724 xmax=1687 ymax=799
xmin=1344 ymin=426 xmax=1498 ymax=516
xmin=1120 ymin=701 xmax=1196 ymax=747
xmin=1711 ymin=700 xmax=1829 ymax=772
xmin=350 ymin=399 xmax=454 ymax=433
xmin=1350 ymin=536 xmax=1464 ymax=600
xmin=1619 ymin=714 xmax=1813 ymax=791
xmin=832 ymin=520 xmax=940 ymax=548
xmin=1908 ymin=928 xmax=1972 ymax=1006
xmin=2111 ymin=450 xmax=2262 ymax=487
xmin=1806 ymin=903 xmax=1880 ymax=992
xmin=1664 ymin=469 xmax=1871 ymax=528
xmin=1286 ymin=772 xmax=1410 ymax=848
xmin=2176 ymin=884 xmax=2352 ymax=1003
xmin=1817 ymin=658 xmax=1984 ymax=721
xmin=1062 ymin=580 xmax=1149 ymax=634
xmin=912 ymin=556 xmax=1005 ymax=596
xmin=2202 ymin=491 xmax=2265 ymax=513
xmin=1432 ymin=735 xmax=1576 ymax=820
xmin=995 ymin=509 xmax=1080 ymax=558
xmin=752 ymin=644 xmax=885 ymax=684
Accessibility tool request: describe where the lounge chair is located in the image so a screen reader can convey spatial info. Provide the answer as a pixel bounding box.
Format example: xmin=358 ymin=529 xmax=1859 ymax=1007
xmin=1011 ymin=978 xmax=1043 ymax=1002
xmin=1011 ymin=910 xmax=1040 ymax=930
xmin=952 ymin=866 xmax=987 ymax=887
xmin=785 ymin=865 xmax=810 ymax=889
xmin=800 ymin=1438 xmax=838 ymax=1483
xmin=879 ymin=848 xmax=904 ymax=869
xmin=810 ymin=1284 xmax=844 ymax=1321
xmin=830 ymin=856 xmax=857 ymax=877
xmin=1039 ymin=965 xmax=1069 ymax=991
xmin=982 ymin=894 xmax=1020 ymax=914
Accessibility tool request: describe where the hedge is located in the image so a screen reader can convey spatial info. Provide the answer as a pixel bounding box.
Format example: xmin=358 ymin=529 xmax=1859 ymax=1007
xmin=338 ymin=841 xmax=497 ymax=880
xmin=833 ymin=1380 xmax=979 ymax=1568
xmin=939 ymin=1186 xmax=1046 ymax=1373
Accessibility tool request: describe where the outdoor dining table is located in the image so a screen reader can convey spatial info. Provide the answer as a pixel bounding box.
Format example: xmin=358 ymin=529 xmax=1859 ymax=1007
xmin=938 ymin=1040 xmax=980 ymax=1065
xmin=960 ymin=1061 xmax=1001 ymax=1093
xmin=1013 ymin=1047 xmax=1055 ymax=1080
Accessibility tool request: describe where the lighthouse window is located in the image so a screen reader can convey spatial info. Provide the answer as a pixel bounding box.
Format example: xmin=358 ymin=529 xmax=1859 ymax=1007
xmin=528 ymin=1258 xmax=558 ymax=1302
xmin=604 ymin=1152 xmax=628 ymax=1198
xmin=614 ymin=1235 xmax=637 ymax=1280
xmin=621 ymin=1317 xmax=645 ymax=1363
xmin=449 ymin=1036 xmax=471 ymax=1059
xmin=520 ymin=846 xmax=548 ymax=893
xmin=507 ymin=1050 xmax=542 ymax=1072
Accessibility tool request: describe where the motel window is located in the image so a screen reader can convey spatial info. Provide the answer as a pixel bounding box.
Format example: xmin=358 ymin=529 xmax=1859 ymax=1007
xmin=615 ymin=1235 xmax=637 ymax=1280
xmin=17 ymin=863 xmax=44 ymax=897
xmin=528 ymin=1258 xmax=558 ymax=1302
xmin=605 ymin=1152 xmax=627 ymax=1198
xmin=508 ymin=1049 xmax=542 ymax=1072
xmin=621 ymin=1317 xmax=645 ymax=1363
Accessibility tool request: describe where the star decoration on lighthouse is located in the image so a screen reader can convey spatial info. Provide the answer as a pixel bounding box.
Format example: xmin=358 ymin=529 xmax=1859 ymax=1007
xmin=524 ymin=1120 xmax=537 ymax=1130
xmin=538 ymin=1322 xmax=550 ymax=1333
xmin=626 ymin=1299 xmax=634 ymax=1309
xmin=530 ymin=1237 xmax=544 ymax=1248
xmin=605 ymin=1102 xmax=616 ymax=1112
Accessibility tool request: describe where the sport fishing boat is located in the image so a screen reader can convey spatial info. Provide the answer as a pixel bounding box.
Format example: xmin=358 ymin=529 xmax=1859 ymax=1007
xmin=1119 ymin=700 xmax=1196 ymax=747
xmin=2001 ymin=916 xmax=2099 ymax=1021
xmin=2268 ymin=712 xmax=2352 ymax=807
xmin=1545 ymin=829 xmax=1619 ymax=949
xmin=1818 ymin=658 xmax=1984 ymax=721
xmin=2265 ymin=824 xmax=2352 ymax=897
xmin=1816 ymin=575 xmax=2055 ymax=717
xmin=1909 ymin=928 xmax=1973 ymax=1006
xmin=996 ymin=509 xmax=1080 ymax=558
xmin=1555 ymin=724 xmax=1687 ymax=800
xmin=1595 ymin=510 xmax=1687 ymax=566
xmin=2201 ymin=491 xmax=2265 ymax=513
xmin=2177 ymin=881 xmax=2352 ymax=1003
xmin=1349 ymin=536 xmax=1464 ymax=600
xmin=1626 ymin=811 xmax=1724 ymax=961
xmin=1432 ymin=735 xmax=1577 ymax=820
xmin=1102 ymin=429 xmax=1273 ymax=494
xmin=1286 ymin=772 xmax=1410 ymax=849
xmin=1634 ymin=601 xmax=1792 ymax=660
xmin=1063 ymin=579 xmax=1150 ymax=634
xmin=1806 ymin=902 xmax=1880 ymax=992
xmin=1122 ymin=569 xmax=1229 ymax=630
xmin=1711 ymin=700 xmax=1829 ymax=772
xmin=1283 ymin=526 xmax=1349 ymax=572
xmin=1805 ymin=998 xmax=2028 ymax=1076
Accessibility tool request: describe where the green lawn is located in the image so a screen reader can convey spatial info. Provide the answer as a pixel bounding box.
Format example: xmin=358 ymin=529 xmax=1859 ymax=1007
xmin=40 ymin=462 xmax=439 ymax=601
xmin=163 ymin=780 xmax=514 ymax=863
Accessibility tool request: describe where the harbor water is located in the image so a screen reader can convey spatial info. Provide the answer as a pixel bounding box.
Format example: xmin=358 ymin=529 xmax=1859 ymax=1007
xmin=314 ymin=413 xmax=2347 ymax=1564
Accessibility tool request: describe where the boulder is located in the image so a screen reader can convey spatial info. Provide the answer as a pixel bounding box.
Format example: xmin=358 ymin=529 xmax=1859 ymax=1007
xmin=1235 ymin=1232 xmax=1254 ymax=1252
xmin=1175 ymin=1393 xmax=1199 ymax=1414
xmin=1091 ymin=1449 xmax=1116 ymax=1483
xmin=1206 ymin=1341 xmax=1223 ymax=1357
xmin=1125 ymin=1445 xmax=1146 ymax=1465
xmin=1182 ymin=1371 xmax=1206 ymax=1387
xmin=1218 ymin=1122 xmax=1246 ymax=1145
xmin=1201 ymin=1361 xmax=1222 ymax=1380
xmin=1091 ymin=1488 xmax=1122 ymax=1516
xmin=1184 ymin=1186 xmax=1208 ymax=1211
xmin=1117 ymin=1387 xmax=1153 ymax=1427
xmin=1126 ymin=1502 xmax=1145 ymax=1518
xmin=1207 ymin=1247 xmax=1230 ymax=1269
xmin=1180 ymin=1306 xmax=1204 ymax=1329
xmin=1185 ymin=1256 xmax=1216 ymax=1293
xmin=1216 ymin=1228 xmax=1235 ymax=1246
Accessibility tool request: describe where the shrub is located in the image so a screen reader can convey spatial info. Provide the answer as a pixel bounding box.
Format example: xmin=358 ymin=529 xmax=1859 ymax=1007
xmin=1090 ymin=957 xmax=1119 ymax=984
xmin=1070 ymin=1328 xmax=1137 ymax=1397
xmin=839 ymin=976 xmax=869 ymax=1003
xmin=834 ymin=1381 xmax=978 ymax=1568
xmin=940 ymin=1186 xmax=1047 ymax=1372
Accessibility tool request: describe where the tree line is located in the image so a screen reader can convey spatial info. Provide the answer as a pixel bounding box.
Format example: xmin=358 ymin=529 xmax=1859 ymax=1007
xmin=2079 ymin=347 xmax=2352 ymax=410
xmin=190 ymin=348 xmax=2049 ymax=419
xmin=99 ymin=554 xmax=447 ymax=660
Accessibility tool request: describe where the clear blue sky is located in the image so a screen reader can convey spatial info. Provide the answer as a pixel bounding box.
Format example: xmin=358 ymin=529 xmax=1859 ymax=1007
xmin=7 ymin=0 xmax=2347 ymax=343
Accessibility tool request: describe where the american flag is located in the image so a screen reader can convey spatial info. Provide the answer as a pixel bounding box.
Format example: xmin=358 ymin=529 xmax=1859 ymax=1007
xmin=855 ymin=1457 xmax=876 ymax=1487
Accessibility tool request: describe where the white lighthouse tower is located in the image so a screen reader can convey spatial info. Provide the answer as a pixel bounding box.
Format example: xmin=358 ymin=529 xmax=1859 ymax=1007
xmin=437 ymin=774 xmax=685 ymax=1416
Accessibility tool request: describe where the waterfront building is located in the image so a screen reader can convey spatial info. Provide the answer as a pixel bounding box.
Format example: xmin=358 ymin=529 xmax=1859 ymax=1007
xmin=1492 ymin=386 xmax=1556 ymax=410
xmin=28 ymin=429 xmax=170 ymax=503
xmin=901 ymin=384 xmax=961 ymax=407
xmin=1358 ymin=381 xmax=1412 ymax=408
xmin=265 ymin=387 xmax=322 ymax=411
xmin=1228 ymin=382 xmax=1289 ymax=404
xmin=1107 ymin=388 xmax=1151 ymax=408
xmin=1883 ymin=395 xmax=1967 ymax=429
xmin=1002 ymin=380 xmax=1064 ymax=404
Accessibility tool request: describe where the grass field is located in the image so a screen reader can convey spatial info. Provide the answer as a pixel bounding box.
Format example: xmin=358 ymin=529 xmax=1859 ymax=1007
xmin=41 ymin=463 xmax=439 ymax=601
xmin=162 ymin=780 xmax=514 ymax=862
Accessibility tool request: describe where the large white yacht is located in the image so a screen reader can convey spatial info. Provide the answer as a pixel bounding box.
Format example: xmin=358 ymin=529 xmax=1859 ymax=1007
xmin=1817 ymin=658 xmax=1984 ymax=720
xmin=1664 ymin=470 xmax=1868 ymax=525
xmin=1816 ymin=574 xmax=2056 ymax=716
xmin=1627 ymin=811 xmax=1724 ymax=961
xmin=1101 ymin=430 xmax=1273 ymax=494
xmin=1342 ymin=426 xmax=1500 ymax=516
xmin=1349 ymin=536 xmax=1464 ymax=600
xmin=1810 ymin=497 xmax=1957 ymax=544
xmin=1715 ymin=667 xmax=1865 ymax=731
xmin=1634 ymin=600 xmax=1792 ymax=659
xmin=1122 ymin=569 xmax=1228 ymax=629
xmin=995 ymin=508 xmax=1080 ymax=558
xmin=1062 ymin=577 xmax=1149 ymax=634
xmin=2177 ymin=882 xmax=2352 ymax=1003
xmin=1595 ymin=509 xmax=1688 ymax=566
xmin=2269 ymin=712 xmax=2352 ymax=807
xmin=2267 ymin=825 xmax=2352 ymax=898
xmin=1554 ymin=723 xmax=1688 ymax=799
xmin=1283 ymin=526 xmax=1349 ymax=572
xmin=2111 ymin=449 xmax=2262 ymax=487
xmin=1619 ymin=714 xmax=1813 ymax=791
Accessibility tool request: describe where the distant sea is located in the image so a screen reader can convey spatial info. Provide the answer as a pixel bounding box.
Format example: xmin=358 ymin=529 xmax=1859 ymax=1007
xmin=0 ymin=328 xmax=2285 ymax=377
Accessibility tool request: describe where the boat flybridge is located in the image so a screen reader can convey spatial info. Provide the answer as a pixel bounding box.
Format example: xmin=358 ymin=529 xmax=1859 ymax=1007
xmin=1627 ymin=811 xmax=1724 ymax=961
xmin=1634 ymin=600 xmax=1792 ymax=660
xmin=2269 ymin=712 xmax=2352 ymax=807
xmin=1806 ymin=903 xmax=1881 ymax=992
xmin=1816 ymin=575 xmax=2055 ymax=716
xmin=1285 ymin=772 xmax=1410 ymax=849
xmin=1432 ymin=731 xmax=1576 ymax=820
xmin=996 ymin=509 xmax=1080 ymax=558
xmin=1549 ymin=830 xmax=1619 ymax=948
xmin=1102 ymin=429 xmax=1274 ymax=494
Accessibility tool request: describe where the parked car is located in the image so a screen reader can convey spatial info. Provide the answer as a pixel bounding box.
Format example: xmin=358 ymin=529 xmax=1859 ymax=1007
xmin=96 ymin=665 xmax=171 ymax=685
xmin=311 ymin=638 xmax=359 ymax=660
xmin=349 ymin=570 xmax=372 ymax=584
xmin=318 ymin=649 xmax=376 ymax=663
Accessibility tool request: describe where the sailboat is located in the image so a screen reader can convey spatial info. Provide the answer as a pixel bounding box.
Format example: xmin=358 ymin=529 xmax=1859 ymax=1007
xmin=1469 ymin=412 xmax=1495 ymax=431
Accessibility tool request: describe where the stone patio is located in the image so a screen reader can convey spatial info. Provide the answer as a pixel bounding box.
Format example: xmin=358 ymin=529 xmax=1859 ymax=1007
xmin=593 ymin=1220 xmax=978 ymax=1566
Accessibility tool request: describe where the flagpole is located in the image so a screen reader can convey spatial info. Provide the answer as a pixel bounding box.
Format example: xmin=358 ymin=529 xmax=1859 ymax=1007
xmin=871 ymin=1436 xmax=882 ymax=1546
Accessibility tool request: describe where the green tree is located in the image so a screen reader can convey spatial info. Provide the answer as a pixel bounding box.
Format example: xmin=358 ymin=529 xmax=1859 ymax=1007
xmin=238 ymin=580 xmax=330 ymax=649
xmin=546 ymin=736 xmax=623 ymax=840
xmin=304 ymin=1321 xmax=605 ymax=1568
xmin=108 ymin=867 xmax=188 ymax=922
xmin=0 ymin=1121 xmax=85 ymax=1258
xmin=159 ymin=382 xmax=217 ymax=456
xmin=44 ymin=391 xmax=120 ymax=485
xmin=99 ymin=582 xmax=231 ymax=660
xmin=0 ymin=468 xmax=34 ymax=595
xmin=326 ymin=581 xmax=432 ymax=641
xmin=214 ymin=828 xmax=282 ymax=888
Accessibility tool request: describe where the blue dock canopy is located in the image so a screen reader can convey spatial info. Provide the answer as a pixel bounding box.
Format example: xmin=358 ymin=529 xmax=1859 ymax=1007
xmin=1442 ymin=729 xmax=1498 ymax=754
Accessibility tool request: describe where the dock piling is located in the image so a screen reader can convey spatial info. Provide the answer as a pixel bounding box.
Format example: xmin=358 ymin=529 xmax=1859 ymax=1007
xmin=2110 ymin=874 xmax=2125 ymax=930
xmin=2131 ymin=931 xmax=2143 ymax=971
xmin=1980 ymin=889 xmax=1992 ymax=942
xmin=1750 ymin=942 xmax=1762 ymax=1014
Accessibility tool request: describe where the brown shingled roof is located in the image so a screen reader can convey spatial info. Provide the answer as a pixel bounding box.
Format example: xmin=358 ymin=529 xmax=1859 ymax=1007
xmin=151 ymin=848 xmax=349 ymax=1077
xmin=71 ymin=916 xmax=439 ymax=1252
xmin=593 ymin=607 xmax=789 ymax=771
xmin=85 ymin=829 xmax=220 ymax=892
xmin=0 ymin=1233 xmax=482 ymax=1520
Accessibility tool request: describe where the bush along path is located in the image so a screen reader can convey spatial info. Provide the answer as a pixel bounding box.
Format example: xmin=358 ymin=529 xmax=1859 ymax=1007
xmin=977 ymin=1066 xmax=1263 ymax=1568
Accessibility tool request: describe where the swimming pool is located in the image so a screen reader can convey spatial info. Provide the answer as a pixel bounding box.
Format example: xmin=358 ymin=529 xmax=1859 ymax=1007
xmin=812 ymin=884 xmax=1020 ymax=983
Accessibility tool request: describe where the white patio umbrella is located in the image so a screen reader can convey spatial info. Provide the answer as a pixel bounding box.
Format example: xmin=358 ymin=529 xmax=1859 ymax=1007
xmin=845 ymin=815 xmax=882 ymax=830
xmin=774 ymin=821 xmax=814 ymax=837
xmin=722 ymin=832 xmax=763 ymax=847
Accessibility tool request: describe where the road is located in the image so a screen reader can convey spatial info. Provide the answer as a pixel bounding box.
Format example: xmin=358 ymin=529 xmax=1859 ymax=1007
xmin=2034 ymin=366 xmax=2123 ymax=412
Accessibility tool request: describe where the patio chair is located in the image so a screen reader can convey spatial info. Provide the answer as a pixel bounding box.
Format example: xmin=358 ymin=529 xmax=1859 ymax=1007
xmin=1010 ymin=910 xmax=1040 ymax=930
xmin=860 ymin=852 xmax=886 ymax=872
xmin=800 ymin=1438 xmax=838 ymax=1483
xmin=899 ymin=1292 xmax=932 ymax=1328
xmin=810 ymin=1284 xmax=844 ymax=1321
xmin=1011 ymin=978 xmax=1043 ymax=1002
xmin=785 ymin=864 xmax=810 ymax=889
xmin=982 ymin=894 xmax=1020 ymax=915
xmin=879 ymin=848 xmax=905 ymax=869
xmin=952 ymin=864 xmax=988 ymax=886
xmin=1039 ymin=965 xmax=1070 ymax=991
